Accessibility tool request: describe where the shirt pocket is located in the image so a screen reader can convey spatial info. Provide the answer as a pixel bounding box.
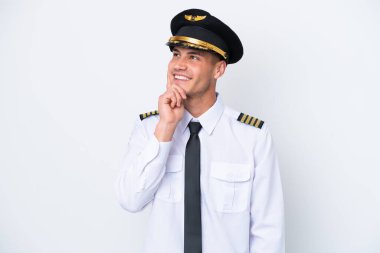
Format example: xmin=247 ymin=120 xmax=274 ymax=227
xmin=155 ymin=155 xmax=184 ymax=203
xmin=210 ymin=162 xmax=252 ymax=213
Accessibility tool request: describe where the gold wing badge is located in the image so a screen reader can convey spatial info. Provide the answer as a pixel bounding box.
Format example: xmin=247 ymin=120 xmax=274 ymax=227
xmin=184 ymin=15 xmax=207 ymax=22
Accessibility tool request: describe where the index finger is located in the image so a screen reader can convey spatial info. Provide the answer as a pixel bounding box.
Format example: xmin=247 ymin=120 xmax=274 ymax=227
xmin=172 ymin=84 xmax=187 ymax=100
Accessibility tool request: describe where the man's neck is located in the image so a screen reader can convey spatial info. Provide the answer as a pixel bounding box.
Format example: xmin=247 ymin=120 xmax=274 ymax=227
xmin=184 ymin=92 xmax=217 ymax=118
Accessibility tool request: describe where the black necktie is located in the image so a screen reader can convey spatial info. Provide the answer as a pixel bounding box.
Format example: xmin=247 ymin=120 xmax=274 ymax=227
xmin=184 ymin=122 xmax=202 ymax=253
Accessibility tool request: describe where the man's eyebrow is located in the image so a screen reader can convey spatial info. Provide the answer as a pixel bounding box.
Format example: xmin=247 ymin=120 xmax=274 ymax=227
xmin=172 ymin=48 xmax=205 ymax=56
xmin=187 ymin=50 xmax=204 ymax=56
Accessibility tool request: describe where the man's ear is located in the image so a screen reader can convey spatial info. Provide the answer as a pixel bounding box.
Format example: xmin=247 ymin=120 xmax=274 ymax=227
xmin=214 ymin=60 xmax=227 ymax=79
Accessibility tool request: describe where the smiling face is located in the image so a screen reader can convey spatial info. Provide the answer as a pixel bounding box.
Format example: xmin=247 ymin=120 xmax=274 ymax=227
xmin=167 ymin=47 xmax=226 ymax=100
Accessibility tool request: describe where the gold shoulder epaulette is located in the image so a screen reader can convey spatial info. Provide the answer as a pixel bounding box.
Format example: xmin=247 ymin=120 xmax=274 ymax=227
xmin=139 ymin=110 xmax=159 ymax=120
xmin=237 ymin=112 xmax=264 ymax=129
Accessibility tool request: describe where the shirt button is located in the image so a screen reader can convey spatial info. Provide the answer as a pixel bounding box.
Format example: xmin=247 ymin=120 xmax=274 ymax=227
xmin=174 ymin=192 xmax=181 ymax=200
xmin=223 ymin=203 xmax=233 ymax=210
xmin=227 ymin=172 xmax=234 ymax=180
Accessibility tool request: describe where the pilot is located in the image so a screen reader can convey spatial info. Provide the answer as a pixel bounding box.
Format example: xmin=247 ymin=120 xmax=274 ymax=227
xmin=116 ymin=8 xmax=285 ymax=253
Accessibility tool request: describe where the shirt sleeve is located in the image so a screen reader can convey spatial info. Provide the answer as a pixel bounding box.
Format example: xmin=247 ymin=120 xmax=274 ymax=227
xmin=116 ymin=118 xmax=172 ymax=213
xmin=250 ymin=123 xmax=285 ymax=253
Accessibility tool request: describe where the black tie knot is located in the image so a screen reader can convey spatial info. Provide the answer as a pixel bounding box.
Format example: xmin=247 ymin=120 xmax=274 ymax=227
xmin=188 ymin=122 xmax=202 ymax=135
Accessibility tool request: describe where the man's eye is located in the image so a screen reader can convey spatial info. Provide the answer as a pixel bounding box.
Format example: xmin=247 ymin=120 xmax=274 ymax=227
xmin=173 ymin=53 xmax=179 ymax=57
xmin=190 ymin=55 xmax=199 ymax=60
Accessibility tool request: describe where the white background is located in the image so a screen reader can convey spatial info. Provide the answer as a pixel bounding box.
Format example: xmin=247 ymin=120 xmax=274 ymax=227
xmin=1 ymin=0 xmax=380 ymax=252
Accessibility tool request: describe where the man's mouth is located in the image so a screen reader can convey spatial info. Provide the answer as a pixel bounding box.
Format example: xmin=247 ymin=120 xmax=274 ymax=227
xmin=174 ymin=74 xmax=191 ymax=81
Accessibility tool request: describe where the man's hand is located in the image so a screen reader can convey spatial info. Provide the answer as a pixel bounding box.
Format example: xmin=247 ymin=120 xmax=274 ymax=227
xmin=154 ymin=81 xmax=187 ymax=142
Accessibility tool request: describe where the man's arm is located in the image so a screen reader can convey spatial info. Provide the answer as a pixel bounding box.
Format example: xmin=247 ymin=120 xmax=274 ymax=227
xmin=250 ymin=124 xmax=285 ymax=253
xmin=115 ymin=117 xmax=173 ymax=212
xmin=116 ymin=83 xmax=187 ymax=212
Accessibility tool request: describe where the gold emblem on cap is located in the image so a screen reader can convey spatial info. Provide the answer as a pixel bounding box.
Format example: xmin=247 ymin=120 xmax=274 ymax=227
xmin=184 ymin=15 xmax=207 ymax=22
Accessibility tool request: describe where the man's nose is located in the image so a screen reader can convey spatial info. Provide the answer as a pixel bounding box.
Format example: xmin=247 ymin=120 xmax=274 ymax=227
xmin=174 ymin=57 xmax=187 ymax=70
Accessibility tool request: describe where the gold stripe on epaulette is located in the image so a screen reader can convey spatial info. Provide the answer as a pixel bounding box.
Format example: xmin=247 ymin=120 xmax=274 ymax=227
xmin=140 ymin=110 xmax=159 ymax=120
xmin=237 ymin=113 xmax=264 ymax=129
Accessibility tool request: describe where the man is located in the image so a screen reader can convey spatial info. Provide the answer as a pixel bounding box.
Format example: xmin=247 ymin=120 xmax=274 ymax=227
xmin=116 ymin=8 xmax=284 ymax=253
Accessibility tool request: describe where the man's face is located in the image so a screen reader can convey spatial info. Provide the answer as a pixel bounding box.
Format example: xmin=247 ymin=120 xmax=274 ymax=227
xmin=167 ymin=47 xmax=224 ymax=98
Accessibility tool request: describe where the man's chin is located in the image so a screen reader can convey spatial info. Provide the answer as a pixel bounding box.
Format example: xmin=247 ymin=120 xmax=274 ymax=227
xmin=173 ymin=79 xmax=190 ymax=86
xmin=174 ymin=81 xmax=190 ymax=91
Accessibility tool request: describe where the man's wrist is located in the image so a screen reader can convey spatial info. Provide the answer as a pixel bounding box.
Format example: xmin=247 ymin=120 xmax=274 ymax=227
xmin=154 ymin=121 xmax=178 ymax=142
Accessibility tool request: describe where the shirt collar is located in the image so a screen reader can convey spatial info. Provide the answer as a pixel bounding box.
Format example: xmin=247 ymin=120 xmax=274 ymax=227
xmin=178 ymin=93 xmax=225 ymax=136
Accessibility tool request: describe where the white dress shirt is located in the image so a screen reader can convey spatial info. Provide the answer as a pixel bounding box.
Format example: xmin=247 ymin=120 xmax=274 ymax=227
xmin=116 ymin=95 xmax=285 ymax=253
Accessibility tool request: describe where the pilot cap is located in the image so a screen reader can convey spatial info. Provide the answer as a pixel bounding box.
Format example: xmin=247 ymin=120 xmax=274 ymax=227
xmin=167 ymin=9 xmax=243 ymax=64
